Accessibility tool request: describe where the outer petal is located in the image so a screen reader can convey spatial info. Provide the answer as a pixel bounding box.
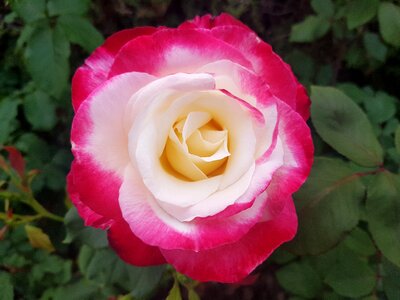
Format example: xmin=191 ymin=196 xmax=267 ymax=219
xmin=119 ymin=165 xmax=271 ymax=251
xmin=181 ymin=13 xmax=311 ymax=119
xmin=109 ymin=29 xmax=253 ymax=78
xmin=68 ymin=72 xmax=155 ymax=222
xmin=161 ymin=197 xmax=297 ymax=283
xmin=67 ymin=158 xmax=122 ymax=222
xmin=67 ymin=169 xmax=114 ymax=229
xmin=179 ymin=13 xmax=251 ymax=31
xmin=108 ymin=220 xmax=166 ymax=266
xmin=72 ymin=27 xmax=158 ymax=111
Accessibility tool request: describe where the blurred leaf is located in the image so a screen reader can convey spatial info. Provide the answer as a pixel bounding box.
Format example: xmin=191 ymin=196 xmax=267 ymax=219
xmin=63 ymin=207 xmax=108 ymax=249
xmin=0 ymin=271 xmax=13 ymax=300
xmin=25 ymin=225 xmax=55 ymax=253
xmin=324 ymin=247 xmax=375 ymax=297
xmin=378 ymin=2 xmax=400 ymax=47
xmin=23 ymin=90 xmax=57 ymax=131
xmin=337 ymin=83 xmax=367 ymax=104
xmin=41 ymin=280 xmax=101 ymax=300
xmin=58 ymin=15 xmax=104 ymax=52
xmin=188 ymin=288 xmax=200 ymax=300
xmin=285 ymin=50 xmax=315 ymax=82
xmin=290 ymin=16 xmax=330 ymax=43
xmin=383 ymin=258 xmax=400 ymax=300
xmin=3 ymin=146 xmax=25 ymax=177
xmin=24 ymin=23 xmax=70 ymax=97
xmin=78 ymin=245 xmax=165 ymax=298
xmin=366 ymin=172 xmax=400 ymax=268
xmin=311 ymin=86 xmax=383 ymax=167
xmin=277 ymin=260 xmax=323 ymax=298
xmin=311 ymin=0 xmax=334 ymax=18
xmin=0 ymin=98 xmax=19 ymax=144
xmin=364 ymin=91 xmax=396 ymax=124
xmin=47 ymin=0 xmax=90 ymax=16
xmin=166 ymin=279 xmax=182 ymax=300
xmin=345 ymin=0 xmax=379 ymax=30
xmin=11 ymin=0 xmax=46 ymax=23
xmin=270 ymin=249 xmax=297 ymax=264
xmin=363 ymin=32 xmax=387 ymax=62
xmin=289 ymin=158 xmax=364 ymax=255
xmin=343 ymin=227 xmax=375 ymax=256
xmin=315 ymin=65 xmax=333 ymax=85
xmin=395 ymin=126 xmax=400 ymax=154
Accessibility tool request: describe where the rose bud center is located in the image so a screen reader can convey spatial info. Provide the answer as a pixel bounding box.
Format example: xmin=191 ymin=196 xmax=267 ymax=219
xmin=163 ymin=111 xmax=230 ymax=181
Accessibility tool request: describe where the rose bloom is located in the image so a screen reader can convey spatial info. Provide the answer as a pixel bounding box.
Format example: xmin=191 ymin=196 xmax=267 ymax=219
xmin=67 ymin=14 xmax=313 ymax=282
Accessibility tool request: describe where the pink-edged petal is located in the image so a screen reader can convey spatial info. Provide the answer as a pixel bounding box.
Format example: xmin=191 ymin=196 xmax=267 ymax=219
xmin=108 ymin=220 xmax=166 ymax=266
xmin=72 ymin=72 xmax=155 ymax=176
xmin=295 ymin=81 xmax=311 ymax=120
xmin=262 ymin=101 xmax=314 ymax=220
xmin=67 ymin=158 xmax=122 ymax=221
xmin=179 ymin=13 xmax=251 ymax=31
xmin=161 ymin=197 xmax=298 ymax=283
xmin=69 ymin=72 xmax=155 ymax=220
xmin=206 ymin=25 xmax=302 ymax=113
xmin=72 ymin=27 xmax=158 ymax=111
xmin=119 ymin=166 xmax=272 ymax=251
xmin=66 ymin=169 xmax=114 ymax=229
xmin=109 ymin=29 xmax=253 ymax=78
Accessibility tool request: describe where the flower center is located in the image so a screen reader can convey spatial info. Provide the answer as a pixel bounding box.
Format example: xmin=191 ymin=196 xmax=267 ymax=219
xmin=162 ymin=111 xmax=230 ymax=181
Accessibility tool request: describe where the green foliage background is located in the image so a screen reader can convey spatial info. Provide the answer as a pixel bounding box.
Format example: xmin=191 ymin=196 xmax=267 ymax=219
xmin=0 ymin=0 xmax=399 ymax=299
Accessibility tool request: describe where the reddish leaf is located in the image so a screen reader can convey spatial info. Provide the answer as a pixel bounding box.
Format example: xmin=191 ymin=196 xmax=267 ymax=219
xmin=4 ymin=146 xmax=25 ymax=178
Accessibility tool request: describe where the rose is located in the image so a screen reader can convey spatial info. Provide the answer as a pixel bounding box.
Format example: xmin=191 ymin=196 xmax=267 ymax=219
xmin=67 ymin=13 xmax=313 ymax=283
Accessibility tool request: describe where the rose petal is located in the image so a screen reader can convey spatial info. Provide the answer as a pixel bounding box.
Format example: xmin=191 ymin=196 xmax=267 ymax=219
xmin=119 ymin=166 xmax=271 ymax=251
xmin=108 ymin=220 xmax=166 ymax=266
xmin=160 ymin=197 xmax=297 ymax=283
xmin=109 ymin=29 xmax=253 ymax=78
xmin=72 ymin=27 xmax=159 ymax=111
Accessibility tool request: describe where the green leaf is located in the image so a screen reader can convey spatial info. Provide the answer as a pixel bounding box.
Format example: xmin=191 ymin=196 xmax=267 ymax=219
xmin=25 ymin=225 xmax=55 ymax=253
xmin=47 ymin=0 xmax=90 ymax=16
xmin=288 ymin=158 xmax=364 ymax=255
xmin=311 ymin=0 xmax=334 ymax=18
xmin=23 ymin=90 xmax=57 ymax=131
xmin=383 ymin=258 xmax=400 ymax=300
xmin=337 ymin=83 xmax=368 ymax=104
xmin=63 ymin=207 xmax=108 ymax=249
xmin=395 ymin=126 xmax=400 ymax=154
xmin=378 ymin=2 xmax=400 ymax=47
xmin=24 ymin=23 xmax=70 ymax=97
xmin=0 ymin=271 xmax=13 ymax=300
xmin=0 ymin=98 xmax=19 ymax=144
xmin=11 ymin=0 xmax=46 ymax=23
xmin=277 ymin=260 xmax=323 ymax=298
xmin=311 ymin=86 xmax=383 ymax=167
xmin=364 ymin=91 xmax=396 ymax=124
xmin=166 ymin=279 xmax=182 ymax=300
xmin=363 ymin=32 xmax=388 ymax=62
xmin=290 ymin=16 xmax=330 ymax=43
xmin=324 ymin=247 xmax=376 ymax=297
xmin=58 ymin=15 xmax=104 ymax=52
xmin=270 ymin=249 xmax=297 ymax=264
xmin=78 ymin=246 xmax=165 ymax=298
xmin=346 ymin=0 xmax=379 ymax=30
xmin=366 ymin=172 xmax=400 ymax=267
xmin=188 ymin=288 xmax=200 ymax=300
xmin=343 ymin=227 xmax=376 ymax=256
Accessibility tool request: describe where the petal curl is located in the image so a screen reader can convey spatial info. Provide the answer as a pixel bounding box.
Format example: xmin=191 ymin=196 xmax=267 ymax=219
xmin=119 ymin=166 xmax=271 ymax=251
xmin=69 ymin=72 xmax=155 ymax=220
xmin=160 ymin=197 xmax=297 ymax=283
xmin=109 ymin=29 xmax=253 ymax=78
xmin=72 ymin=27 xmax=158 ymax=111
xmin=108 ymin=220 xmax=166 ymax=266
